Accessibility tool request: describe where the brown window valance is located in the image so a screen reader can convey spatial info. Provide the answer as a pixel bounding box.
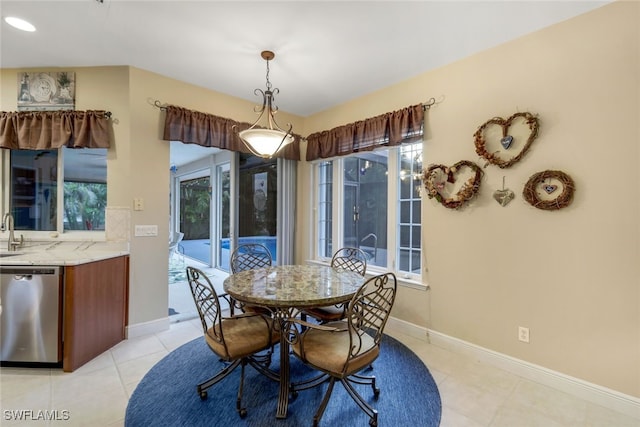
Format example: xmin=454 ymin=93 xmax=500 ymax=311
xmin=0 ymin=110 xmax=111 ymax=150
xmin=162 ymin=105 xmax=301 ymax=161
xmin=305 ymin=104 xmax=424 ymax=161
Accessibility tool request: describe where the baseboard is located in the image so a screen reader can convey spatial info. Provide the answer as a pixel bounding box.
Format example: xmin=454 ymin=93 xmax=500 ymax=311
xmin=126 ymin=316 xmax=170 ymax=339
xmin=386 ymin=317 xmax=640 ymax=420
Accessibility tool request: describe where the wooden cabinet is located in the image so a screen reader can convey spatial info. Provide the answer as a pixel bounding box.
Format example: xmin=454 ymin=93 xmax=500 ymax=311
xmin=62 ymin=255 xmax=129 ymax=372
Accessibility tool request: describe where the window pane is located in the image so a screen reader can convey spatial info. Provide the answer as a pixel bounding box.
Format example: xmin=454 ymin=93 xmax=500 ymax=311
xmin=318 ymin=161 xmax=333 ymax=258
xmin=10 ymin=149 xmax=58 ymax=231
xmin=344 ymin=153 xmax=388 ymax=267
xmin=398 ymin=143 xmax=422 ymax=274
xmin=63 ymin=147 xmax=107 ymax=231
xmin=238 ymin=154 xmax=278 ymax=262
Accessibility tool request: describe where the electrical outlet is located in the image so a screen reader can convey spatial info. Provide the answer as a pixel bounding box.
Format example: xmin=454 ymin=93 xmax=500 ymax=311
xmin=518 ymin=326 xmax=530 ymax=343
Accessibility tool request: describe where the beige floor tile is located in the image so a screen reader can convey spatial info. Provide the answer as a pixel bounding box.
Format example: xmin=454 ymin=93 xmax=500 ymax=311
xmin=116 ymin=350 xmax=168 ymax=388
xmin=50 ymin=364 xmax=125 ymax=408
xmin=505 ymin=380 xmax=588 ymax=426
xmin=583 ymin=402 xmax=640 ymax=427
xmin=51 ymin=387 xmax=128 ymax=427
xmin=440 ymin=404 xmax=485 ymax=427
xmin=109 ymin=334 xmax=166 ymax=365
xmin=437 ymin=375 xmax=505 ymax=426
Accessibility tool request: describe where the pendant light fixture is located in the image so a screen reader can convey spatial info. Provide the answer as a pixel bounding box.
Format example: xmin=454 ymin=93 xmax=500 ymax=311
xmin=237 ymin=50 xmax=294 ymax=158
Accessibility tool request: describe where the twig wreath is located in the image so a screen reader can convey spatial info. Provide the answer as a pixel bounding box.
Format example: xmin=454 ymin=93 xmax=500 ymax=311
xmin=473 ymin=112 xmax=540 ymax=168
xmin=523 ymin=170 xmax=575 ymax=210
xmin=423 ymin=160 xmax=484 ymax=209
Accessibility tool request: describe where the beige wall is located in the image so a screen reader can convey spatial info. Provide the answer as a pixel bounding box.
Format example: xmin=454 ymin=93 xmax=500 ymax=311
xmin=299 ymin=1 xmax=639 ymax=397
xmin=1 ymin=1 xmax=637 ymax=398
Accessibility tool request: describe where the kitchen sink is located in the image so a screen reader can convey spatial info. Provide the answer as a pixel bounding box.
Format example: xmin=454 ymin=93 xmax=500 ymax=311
xmin=0 ymin=252 xmax=23 ymax=258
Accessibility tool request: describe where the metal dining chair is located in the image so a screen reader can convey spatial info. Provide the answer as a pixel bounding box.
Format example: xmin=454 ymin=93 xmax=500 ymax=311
xmin=289 ymin=272 xmax=397 ymax=427
xmin=229 ymin=243 xmax=274 ymax=315
xmin=185 ymin=266 xmax=279 ymax=418
xmin=301 ymin=247 xmax=367 ymax=323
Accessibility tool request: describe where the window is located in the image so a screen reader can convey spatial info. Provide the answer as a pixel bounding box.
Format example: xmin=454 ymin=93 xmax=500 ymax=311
xmin=314 ymin=142 xmax=422 ymax=281
xmin=6 ymin=147 xmax=107 ymax=233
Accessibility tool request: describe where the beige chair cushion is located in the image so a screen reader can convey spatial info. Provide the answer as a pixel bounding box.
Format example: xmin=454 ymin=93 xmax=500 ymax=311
xmin=292 ymin=321 xmax=378 ymax=376
xmin=303 ymin=305 xmax=345 ymax=322
xmin=205 ymin=315 xmax=278 ymax=360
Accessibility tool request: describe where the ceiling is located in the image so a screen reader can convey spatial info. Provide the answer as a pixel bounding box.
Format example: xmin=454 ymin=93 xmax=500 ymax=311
xmin=1 ymin=0 xmax=611 ymax=167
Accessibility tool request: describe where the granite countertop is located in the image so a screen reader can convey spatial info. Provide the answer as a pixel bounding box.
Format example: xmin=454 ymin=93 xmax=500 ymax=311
xmin=0 ymin=240 xmax=130 ymax=266
xmin=223 ymin=264 xmax=365 ymax=308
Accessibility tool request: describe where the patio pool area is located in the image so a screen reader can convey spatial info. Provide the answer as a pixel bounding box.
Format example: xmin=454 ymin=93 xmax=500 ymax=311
xmin=179 ymin=236 xmax=278 ymax=268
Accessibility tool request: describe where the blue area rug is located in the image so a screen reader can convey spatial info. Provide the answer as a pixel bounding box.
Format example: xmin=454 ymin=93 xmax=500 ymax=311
xmin=125 ymin=335 xmax=441 ymax=426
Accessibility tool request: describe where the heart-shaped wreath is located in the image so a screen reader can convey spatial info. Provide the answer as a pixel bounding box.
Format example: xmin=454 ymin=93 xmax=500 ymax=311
xmin=473 ymin=112 xmax=539 ymax=168
xmin=422 ymin=160 xmax=484 ymax=209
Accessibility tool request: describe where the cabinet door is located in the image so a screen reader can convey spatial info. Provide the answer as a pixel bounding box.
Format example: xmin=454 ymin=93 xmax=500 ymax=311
xmin=63 ymin=256 xmax=129 ymax=372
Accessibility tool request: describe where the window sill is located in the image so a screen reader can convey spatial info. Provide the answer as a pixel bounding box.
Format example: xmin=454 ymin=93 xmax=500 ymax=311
xmin=304 ymin=259 xmax=430 ymax=291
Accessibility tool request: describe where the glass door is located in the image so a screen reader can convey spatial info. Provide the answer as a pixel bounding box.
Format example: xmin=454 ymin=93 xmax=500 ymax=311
xmin=178 ymin=174 xmax=211 ymax=265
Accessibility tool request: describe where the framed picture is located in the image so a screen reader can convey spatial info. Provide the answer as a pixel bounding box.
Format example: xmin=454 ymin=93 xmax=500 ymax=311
xmin=17 ymin=71 xmax=75 ymax=111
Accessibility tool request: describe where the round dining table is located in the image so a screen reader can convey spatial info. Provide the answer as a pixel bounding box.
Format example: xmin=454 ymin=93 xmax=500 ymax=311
xmin=223 ymin=264 xmax=365 ymax=419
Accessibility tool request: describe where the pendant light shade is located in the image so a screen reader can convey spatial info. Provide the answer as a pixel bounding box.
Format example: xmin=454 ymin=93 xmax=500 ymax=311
xmin=237 ymin=51 xmax=294 ymax=158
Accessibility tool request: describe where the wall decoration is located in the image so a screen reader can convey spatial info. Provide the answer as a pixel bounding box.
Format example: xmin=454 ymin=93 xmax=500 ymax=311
xmin=423 ymin=160 xmax=484 ymax=209
xmin=473 ymin=112 xmax=539 ymax=168
xmin=523 ymin=170 xmax=575 ymax=210
xmin=17 ymin=71 xmax=76 ymax=111
xmin=493 ymin=176 xmax=515 ymax=207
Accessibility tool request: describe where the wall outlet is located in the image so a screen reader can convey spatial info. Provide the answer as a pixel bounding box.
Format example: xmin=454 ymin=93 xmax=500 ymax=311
xmin=133 ymin=198 xmax=144 ymax=211
xmin=134 ymin=225 xmax=158 ymax=237
xmin=518 ymin=326 xmax=530 ymax=343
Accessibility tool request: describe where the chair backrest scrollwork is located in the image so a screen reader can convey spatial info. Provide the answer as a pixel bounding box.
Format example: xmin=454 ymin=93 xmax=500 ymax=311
xmin=346 ymin=272 xmax=397 ymax=358
xmin=331 ymin=247 xmax=367 ymax=277
xmin=186 ymin=266 xmax=227 ymax=349
xmin=230 ymin=243 xmax=273 ymax=273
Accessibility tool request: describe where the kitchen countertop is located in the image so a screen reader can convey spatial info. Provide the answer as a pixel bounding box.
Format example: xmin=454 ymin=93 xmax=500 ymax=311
xmin=0 ymin=240 xmax=129 ymax=266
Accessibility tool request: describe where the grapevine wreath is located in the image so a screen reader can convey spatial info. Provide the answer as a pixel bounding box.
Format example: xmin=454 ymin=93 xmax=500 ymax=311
xmin=423 ymin=160 xmax=484 ymax=209
xmin=473 ymin=112 xmax=540 ymax=168
xmin=522 ymin=170 xmax=575 ymax=210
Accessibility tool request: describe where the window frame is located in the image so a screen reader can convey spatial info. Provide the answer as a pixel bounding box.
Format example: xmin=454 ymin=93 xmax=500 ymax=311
xmin=1 ymin=148 xmax=107 ymax=240
xmin=310 ymin=142 xmax=425 ymax=289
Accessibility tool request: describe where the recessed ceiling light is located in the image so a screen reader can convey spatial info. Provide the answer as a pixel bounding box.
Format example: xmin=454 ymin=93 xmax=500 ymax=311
xmin=4 ymin=16 xmax=36 ymax=32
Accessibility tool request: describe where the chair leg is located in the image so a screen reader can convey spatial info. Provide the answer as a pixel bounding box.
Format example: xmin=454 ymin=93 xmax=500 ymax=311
xmin=236 ymin=359 xmax=248 ymax=418
xmin=341 ymin=378 xmax=379 ymax=426
xmin=313 ymin=377 xmax=337 ymax=427
xmin=197 ymin=359 xmax=241 ymax=400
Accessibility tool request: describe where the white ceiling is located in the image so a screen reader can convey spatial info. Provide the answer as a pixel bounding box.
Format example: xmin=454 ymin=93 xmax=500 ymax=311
xmin=1 ymin=0 xmax=611 ymax=167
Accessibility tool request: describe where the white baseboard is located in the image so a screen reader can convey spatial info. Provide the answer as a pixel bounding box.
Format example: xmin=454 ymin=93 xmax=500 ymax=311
xmin=126 ymin=316 xmax=170 ymax=339
xmin=386 ymin=317 xmax=640 ymax=420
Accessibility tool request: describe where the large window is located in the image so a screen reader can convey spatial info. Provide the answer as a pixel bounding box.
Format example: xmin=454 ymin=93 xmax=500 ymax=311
xmin=315 ymin=142 xmax=422 ymax=281
xmin=6 ymin=147 xmax=107 ymax=232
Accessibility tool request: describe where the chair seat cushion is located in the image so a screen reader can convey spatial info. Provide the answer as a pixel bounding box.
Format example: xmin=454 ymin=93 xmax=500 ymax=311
xmin=206 ymin=315 xmax=278 ymax=360
xmin=292 ymin=321 xmax=378 ymax=376
xmin=303 ymin=305 xmax=345 ymax=322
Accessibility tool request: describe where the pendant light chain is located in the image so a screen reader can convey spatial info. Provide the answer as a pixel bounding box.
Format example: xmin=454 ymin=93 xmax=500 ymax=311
xmin=265 ymin=58 xmax=272 ymax=92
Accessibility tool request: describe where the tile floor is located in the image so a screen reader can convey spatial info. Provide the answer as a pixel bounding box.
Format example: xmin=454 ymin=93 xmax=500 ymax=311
xmin=1 ymin=265 xmax=638 ymax=427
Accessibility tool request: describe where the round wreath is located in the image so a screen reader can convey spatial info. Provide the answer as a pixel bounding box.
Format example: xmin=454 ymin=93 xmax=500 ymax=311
xmin=523 ymin=170 xmax=575 ymax=210
xmin=422 ymin=160 xmax=484 ymax=209
xmin=473 ymin=112 xmax=539 ymax=168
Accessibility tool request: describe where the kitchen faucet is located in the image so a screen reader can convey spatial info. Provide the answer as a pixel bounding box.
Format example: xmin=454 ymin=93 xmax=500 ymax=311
xmin=1 ymin=213 xmax=23 ymax=251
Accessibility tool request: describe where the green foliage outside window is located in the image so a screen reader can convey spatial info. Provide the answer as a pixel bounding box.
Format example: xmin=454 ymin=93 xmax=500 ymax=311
xmin=63 ymin=182 xmax=107 ymax=230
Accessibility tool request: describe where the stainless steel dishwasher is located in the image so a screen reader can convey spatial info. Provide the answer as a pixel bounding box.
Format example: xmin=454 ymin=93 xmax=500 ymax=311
xmin=0 ymin=265 xmax=62 ymax=365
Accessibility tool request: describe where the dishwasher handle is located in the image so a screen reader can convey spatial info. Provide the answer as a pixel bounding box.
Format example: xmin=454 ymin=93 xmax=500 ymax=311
xmin=0 ymin=267 xmax=60 ymax=275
